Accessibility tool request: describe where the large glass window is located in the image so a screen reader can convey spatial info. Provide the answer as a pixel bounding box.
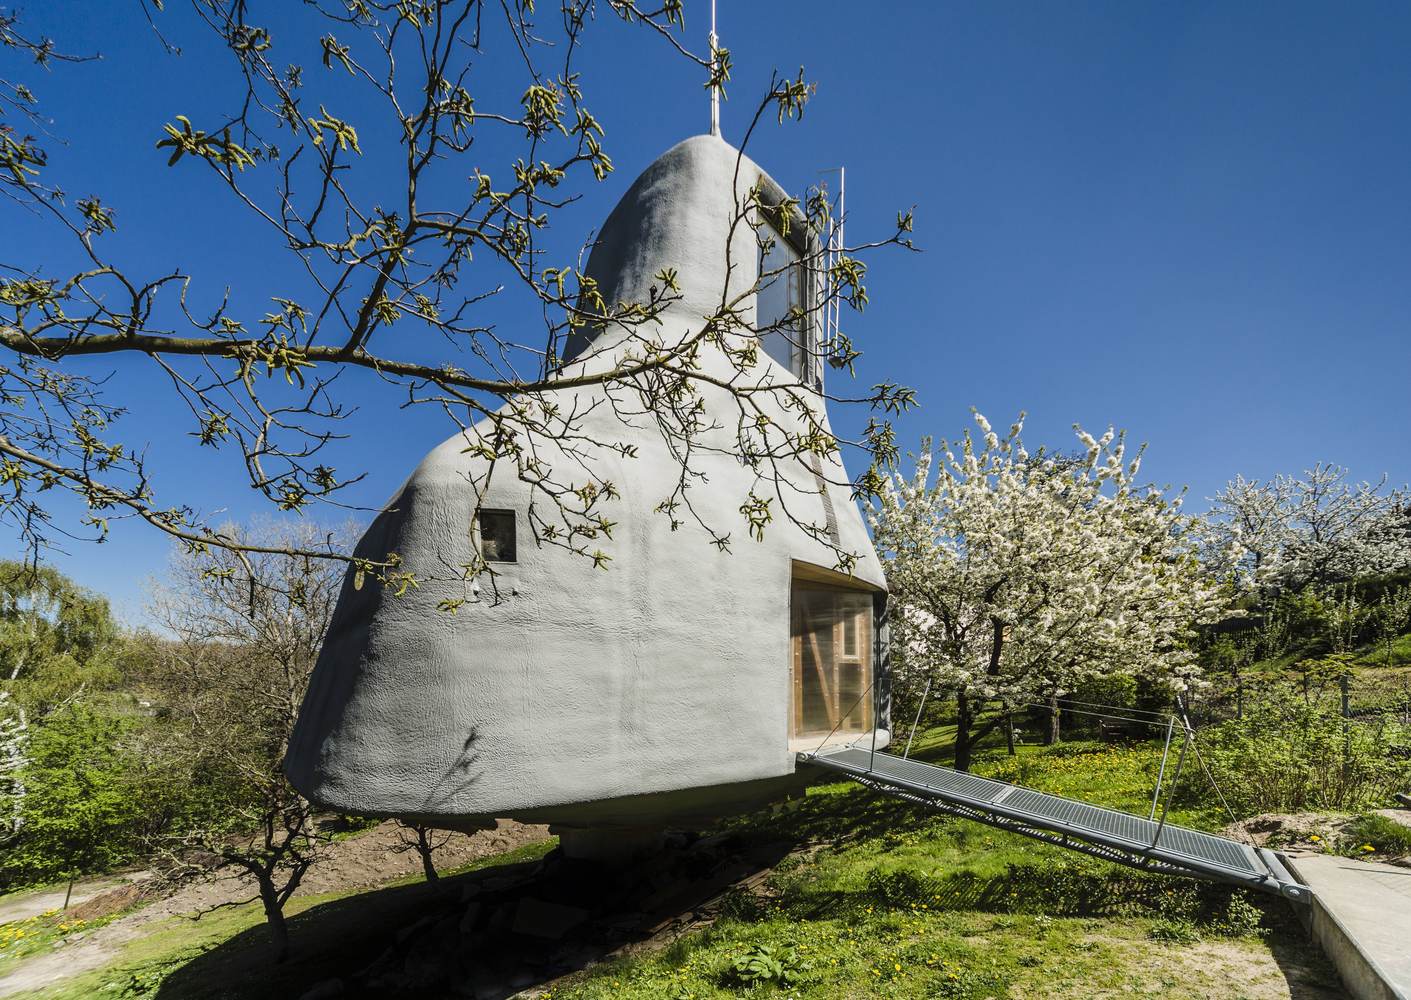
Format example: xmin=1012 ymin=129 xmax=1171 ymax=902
xmin=791 ymin=581 xmax=873 ymax=739
xmin=757 ymin=223 xmax=808 ymax=379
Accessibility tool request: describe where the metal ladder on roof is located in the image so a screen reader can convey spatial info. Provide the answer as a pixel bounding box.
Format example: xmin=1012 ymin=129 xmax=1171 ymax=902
xmin=798 ymin=744 xmax=1311 ymax=904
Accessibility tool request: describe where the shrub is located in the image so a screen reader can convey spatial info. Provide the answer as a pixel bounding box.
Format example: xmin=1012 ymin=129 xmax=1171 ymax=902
xmin=865 ymin=865 xmax=940 ymax=908
xmin=724 ymin=943 xmax=812 ymax=988
xmin=1067 ymin=675 xmax=1139 ymax=737
xmin=1148 ymin=920 xmax=1200 ymax=944
xmin=1207 ymin=894 xmax=1266 ymax=938
xmin=925 ymin=963 xmax=1006 ymax=998
xmin=0 ymin=706 xmax=180 ymax=890
xmin=1340 ymin=813 xmax=1411 ymax=857
xmin=1195 ymin=708 xmax=1411 ymax=814
xmin=716 ymin=886 xmax=768 ymax=923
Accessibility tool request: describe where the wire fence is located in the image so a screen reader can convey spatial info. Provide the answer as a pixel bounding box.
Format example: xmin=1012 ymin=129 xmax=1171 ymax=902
xmin=903 ymin=666 xmax=1411 ymax=817
xmin=1188 ymin=667 xmax=1411 ymax=733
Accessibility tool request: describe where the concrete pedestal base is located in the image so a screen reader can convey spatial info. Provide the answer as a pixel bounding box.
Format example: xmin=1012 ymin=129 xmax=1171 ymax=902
xmin=553 ymin=826 xmax=664 ymax=865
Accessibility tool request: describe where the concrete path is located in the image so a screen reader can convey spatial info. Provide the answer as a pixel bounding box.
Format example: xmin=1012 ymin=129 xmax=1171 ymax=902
xmin=1287 ymin=854 xmax=1411 ymax=1000
xmin=0 ymin=872 xmax=149 ymax=926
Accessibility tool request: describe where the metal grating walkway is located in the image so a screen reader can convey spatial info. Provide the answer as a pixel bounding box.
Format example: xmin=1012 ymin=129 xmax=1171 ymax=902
xmin=800 ymin=745 xmax=1310 ymax=903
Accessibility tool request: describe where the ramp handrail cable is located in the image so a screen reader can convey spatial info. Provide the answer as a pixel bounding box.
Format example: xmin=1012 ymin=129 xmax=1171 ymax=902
xmin=801 ymin=744 xmax=1311 ymax=904
xmin=892 ymin=689 xmax=1252 ymax=851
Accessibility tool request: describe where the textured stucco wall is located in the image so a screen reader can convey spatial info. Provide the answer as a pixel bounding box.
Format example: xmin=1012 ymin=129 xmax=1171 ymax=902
xmin=285 ymin=134 xmax=889 ymax=829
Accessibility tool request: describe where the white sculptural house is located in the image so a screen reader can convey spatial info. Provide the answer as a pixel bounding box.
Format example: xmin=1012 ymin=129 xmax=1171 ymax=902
xmin=285 ymin=132 xmax=892 ymax=852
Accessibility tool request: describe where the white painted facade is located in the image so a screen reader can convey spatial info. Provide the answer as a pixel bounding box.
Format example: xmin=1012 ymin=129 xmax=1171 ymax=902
xmin=285 ymin=134 xmax=890 ymax=830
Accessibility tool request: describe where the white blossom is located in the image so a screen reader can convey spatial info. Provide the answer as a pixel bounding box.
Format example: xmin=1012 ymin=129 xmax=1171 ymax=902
xmin=0 ymin=692 xmax=25 ymax=843
xmin=1207 ymin=465 xmax=1410 ymax=589
xmin=870 ymin=412 xmax=1236 ymax=766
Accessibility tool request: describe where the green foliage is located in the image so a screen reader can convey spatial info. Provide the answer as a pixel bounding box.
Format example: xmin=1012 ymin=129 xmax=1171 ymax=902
xmin=715 ymin=885 xmax=766 ymax=923
xmin=0 ymin=705 xmax=173 ymax=889
xmin=1339 ymin=813 xmax=1411 ymax=857
xmin=156 ymin=115 xmax=257 ymax=170
xmin=1148 ymin=920 xmax=1200 ymax=944
xmin=0 ymin=560 xmax=122 ymax=714
xmin=1071 ymin=674 xmax=1137 ymax=715
xmin=725 ymin=942 xmax=813 ymax=988
xmin=1209 ymin=894 xmax=1267 ymax=937
xmin=1147 ymin=893 xmax=1264 ymax=944
xmin=1196 ymin=706 xmax=1411 ymax=814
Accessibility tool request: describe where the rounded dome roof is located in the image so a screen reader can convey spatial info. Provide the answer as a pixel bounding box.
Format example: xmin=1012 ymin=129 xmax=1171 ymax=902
xmin=562 ymin=133 xmax=792 ymax=363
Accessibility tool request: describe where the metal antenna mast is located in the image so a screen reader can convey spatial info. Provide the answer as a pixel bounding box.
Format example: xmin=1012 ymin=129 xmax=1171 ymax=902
xmin=817 ymin=166 xmax=846 ymax=386
xmin=709 ymin=0 xmax=720 ymax=136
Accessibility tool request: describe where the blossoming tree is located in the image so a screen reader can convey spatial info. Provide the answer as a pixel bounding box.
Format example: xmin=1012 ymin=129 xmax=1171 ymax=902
xmin=1208 ymin=466 xmax=1410 ymax=592
xmin=870 ymin=411 xmax=1237 ymax=771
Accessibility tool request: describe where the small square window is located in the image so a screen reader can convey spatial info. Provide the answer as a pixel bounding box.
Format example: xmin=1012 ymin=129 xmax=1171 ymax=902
xmin=477 ymin=509 xmax=517 ymax=563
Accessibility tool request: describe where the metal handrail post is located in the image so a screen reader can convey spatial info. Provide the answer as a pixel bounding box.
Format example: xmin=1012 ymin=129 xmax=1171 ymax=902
xmin=869 ymin=691 xmax=879 ymax=771
xmin=1151 ymin=724 xmax=1191 ymax=848
xmin=1150 ymin=715 xmax=1176 ymax=820
xmin=903 ymin=676 xmax=933 ymax=760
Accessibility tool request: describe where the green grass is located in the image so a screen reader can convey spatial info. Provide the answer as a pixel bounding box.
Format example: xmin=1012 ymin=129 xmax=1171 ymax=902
xmin=1246 ymin=628 xmax=1411 ymax=679
xmin=3 ymin=730 xmax=1347 ymax=1000
xmin=1339 ymin=813 xmax=1411 ymax=858
xmin=544 ymin=733 xmax=1332 ymax=999
xmin=548 ymin=911 xmax=1266 ymax=1000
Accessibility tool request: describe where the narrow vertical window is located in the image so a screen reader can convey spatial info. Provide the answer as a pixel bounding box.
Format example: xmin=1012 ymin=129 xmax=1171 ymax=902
xmin=757 ymin=219 xmax=809 ymax=380
xmin=477 ymin=509 xmax=517 ymax=563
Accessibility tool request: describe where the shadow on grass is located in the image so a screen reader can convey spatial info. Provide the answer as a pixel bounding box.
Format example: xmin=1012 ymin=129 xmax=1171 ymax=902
xmin=150 ymin=835 xmax=795 ymax=1000
xmin=150 ymin=723 xmax=1337 ymax=1000
xmin=149 ymin=861 xmax=536 ymax=1000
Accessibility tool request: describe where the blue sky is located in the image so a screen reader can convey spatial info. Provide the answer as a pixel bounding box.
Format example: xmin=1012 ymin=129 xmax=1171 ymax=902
xmin=4 ymin=1 xmax=1409 ymax=622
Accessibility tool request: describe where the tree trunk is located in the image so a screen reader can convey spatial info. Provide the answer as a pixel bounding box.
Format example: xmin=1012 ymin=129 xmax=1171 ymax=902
xmin=257 ymin=874 xmax=290 ymax=963
xmin=418 ymin=830 xmax=439 ymax=883
xmin=1045 ymin=694 xmax=1061 ymax=745
xmin=954 ymin=692 xmax=974 ymax=773
xmin=1005 ymin=708 xmax=1016 ymax=756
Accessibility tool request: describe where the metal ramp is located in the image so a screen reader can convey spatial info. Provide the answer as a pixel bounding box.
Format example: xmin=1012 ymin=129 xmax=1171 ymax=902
xmin=800 ymin=745 xmax=1310 ymax=904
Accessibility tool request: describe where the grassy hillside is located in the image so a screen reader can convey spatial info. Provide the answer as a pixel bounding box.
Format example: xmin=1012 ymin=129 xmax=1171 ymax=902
xmin=547 ymin=734 xmax=1340 ymax=1000
xmin=1 ymin=726 xmax=1356 ymax=1000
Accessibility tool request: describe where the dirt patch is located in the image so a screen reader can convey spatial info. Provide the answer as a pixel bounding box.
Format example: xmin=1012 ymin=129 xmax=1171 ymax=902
xmin=119 ymin=819 xmax=547 ymax=928
xmin=298 ymin=820 xmax=548 ymax=898
xmin=1225 ymin=810 xmax=1411 ymax=866
xmin=1177 ymin=939 xmax=1344 ymax=1000
xmin=65 ymin=882 xmax=153 ymax=922
xmin=0 ymin=871 xmax=151 ymax=926
xmin=1223 ymin=812 xmax=1354 ymax=852
xmin=1373 ymin=808 xmax=1411 ymax=830
xmin=1030 ymin=935 xmax=1347 ymax=999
